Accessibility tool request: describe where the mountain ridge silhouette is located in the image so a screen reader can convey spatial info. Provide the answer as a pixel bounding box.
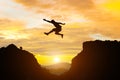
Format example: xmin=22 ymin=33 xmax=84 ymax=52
xmin=0 ymin=44 xmax=56 ymax=80
xmin=0 ymin=40 xmax=120 ymax=80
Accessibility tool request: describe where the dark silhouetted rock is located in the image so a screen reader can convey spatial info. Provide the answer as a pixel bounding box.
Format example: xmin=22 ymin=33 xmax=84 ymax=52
xmin=1 ymin=40 xmax=120 ymax=80
xmin=0 ymin=44 xmax=56 ymax=80
xmin=61 ymin=40 xmax=120 ymax=80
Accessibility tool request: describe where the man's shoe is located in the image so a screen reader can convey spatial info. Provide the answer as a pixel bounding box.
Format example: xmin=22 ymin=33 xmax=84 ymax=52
xmin=61 ymin=34 xmax=63 ymax=38
xmin=44 ymin=32 xmax=49 ymax=35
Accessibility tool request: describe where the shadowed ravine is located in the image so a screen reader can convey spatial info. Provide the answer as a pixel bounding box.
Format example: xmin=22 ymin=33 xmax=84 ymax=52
xmin=0 ymin=40 xmax=120 ymax=80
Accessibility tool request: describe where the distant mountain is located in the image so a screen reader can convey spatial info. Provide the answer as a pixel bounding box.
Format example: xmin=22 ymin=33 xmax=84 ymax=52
xmin=45 ymin=62 xmax=71 ymax=75
xmin=61 ymin=40 xmax=120 ymax=80
xmin=0 ymin=44 xmax=56 ymax=80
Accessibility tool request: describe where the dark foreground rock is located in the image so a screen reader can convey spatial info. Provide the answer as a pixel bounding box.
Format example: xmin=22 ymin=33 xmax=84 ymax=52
xmin=61 ymin=40 xmax=120 ymax=80
xmin=0 ymin=40 xmax=120 ymax=80
xmin=0 ymin=44 xmax=56 ymax=80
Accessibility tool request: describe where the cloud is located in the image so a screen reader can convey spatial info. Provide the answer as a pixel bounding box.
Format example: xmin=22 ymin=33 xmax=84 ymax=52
xmin=14 ymin=0 xmax=54 ymax=10
xmin=13 ymin=0 xmax=95 ymax=20
xmin=14 ymin=0 xmax=120 ymax=36
xmin=89 ymin=33 xmax=120 ymax=41
xmin=0 ymin=27 xmax=84 ymax=54
xmin=0 ymin=18 xmax=24 ymax=30
xmin=1 ymin=0 xmax=120 ymax=57
xmin=14 ymin=0 xmax=95 ymax=9
xmin=0 ymin=18 xmax=30 ymax=40
xmin=89 ymin=33 xmax=113 ymax=40
xmin=63 ymin=0 xmax=95 ymax=10
xmin=14 ymin=0 xmax=40 ymax=7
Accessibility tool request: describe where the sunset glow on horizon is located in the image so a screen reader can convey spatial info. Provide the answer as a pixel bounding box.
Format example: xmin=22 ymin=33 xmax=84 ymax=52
xmin=53 ymin=57 xmax=61 ymax=63
xmin=35 ymin=54 xmax=76 ymax=65
xmin=0 ymin=0 xmax=120 ymax=65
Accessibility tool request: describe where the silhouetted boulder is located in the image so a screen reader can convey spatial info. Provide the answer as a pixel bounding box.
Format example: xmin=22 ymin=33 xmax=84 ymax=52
xmin=0 ymin=44 xmax=56 ymax=80
xmin=61 ymin=40 xmax=120 ymax=80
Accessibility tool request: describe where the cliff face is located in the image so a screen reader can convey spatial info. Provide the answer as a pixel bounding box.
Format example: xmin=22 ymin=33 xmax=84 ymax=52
xmin=0 ymin=44 xmax=55 ymax=80
xmin=64 ymin=40 xmax=120 ymax=80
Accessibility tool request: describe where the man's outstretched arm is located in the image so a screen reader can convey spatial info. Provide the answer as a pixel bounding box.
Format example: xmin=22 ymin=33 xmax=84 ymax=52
xmin=43 ymin=19 xmax=51 ymax=23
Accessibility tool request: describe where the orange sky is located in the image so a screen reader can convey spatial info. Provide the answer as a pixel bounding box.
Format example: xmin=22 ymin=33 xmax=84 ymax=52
xmin=0 ymin=0 xmax=120 ymax=65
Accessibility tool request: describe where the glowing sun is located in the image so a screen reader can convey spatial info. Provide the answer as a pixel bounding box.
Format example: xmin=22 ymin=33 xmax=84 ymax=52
xmin=53 ymin=57 xmax=61 ymax=63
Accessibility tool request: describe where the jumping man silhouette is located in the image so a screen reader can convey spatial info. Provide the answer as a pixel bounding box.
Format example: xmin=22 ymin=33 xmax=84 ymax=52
xmin=43 ymin=19 xmax=65 ymax=38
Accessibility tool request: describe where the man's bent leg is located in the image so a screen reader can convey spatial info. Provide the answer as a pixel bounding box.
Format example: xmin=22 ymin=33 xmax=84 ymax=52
xmin=55 ymin=32 xmax=63 ymax=38
xmin=44 ymin=28 xmax=56 ymax=35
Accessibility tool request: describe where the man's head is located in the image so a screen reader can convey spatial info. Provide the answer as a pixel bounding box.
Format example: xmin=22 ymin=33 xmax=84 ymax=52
xmin=51 ymin=19 xmax=55 ymax=23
